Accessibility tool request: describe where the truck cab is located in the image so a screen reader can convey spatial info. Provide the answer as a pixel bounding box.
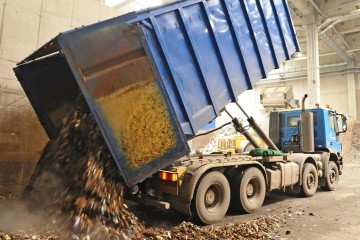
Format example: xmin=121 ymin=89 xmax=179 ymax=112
xmin=269 ymin=107 xmax=347 ymax=159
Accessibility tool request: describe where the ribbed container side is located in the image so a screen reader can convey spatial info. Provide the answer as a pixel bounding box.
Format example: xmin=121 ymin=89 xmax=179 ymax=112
xmin=14 ymin=0 xmax=299 ymax=186
xmin=129 ymin=0 xmax=299 ymax=136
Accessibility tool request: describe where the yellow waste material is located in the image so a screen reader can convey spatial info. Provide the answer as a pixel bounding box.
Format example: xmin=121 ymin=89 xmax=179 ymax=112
xmin=96 ymin=80 xmax=176 ymax=169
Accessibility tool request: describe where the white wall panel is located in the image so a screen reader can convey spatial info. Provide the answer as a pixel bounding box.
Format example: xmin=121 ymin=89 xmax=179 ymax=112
xmin=0 ymin=0 xmax=4 ymax=24
xmin=0 ymin=58 xmax=15 ymax=81
xmin=99 ymin=4 xmax=120 ymax=21
xmin=72 ymin=0 xmax=101 ymax=27
xmin=0 ymin=0 xmax=119 ymax=92
xmin=37 ymin=0 xmax=73 ymax=46
xmin=320 ymin=75 xmax=348 ymax=111
xmin=355 ymin=73 xmax=360 ymax=118
xmin=0 ymin=0 xmax=41 ymax=61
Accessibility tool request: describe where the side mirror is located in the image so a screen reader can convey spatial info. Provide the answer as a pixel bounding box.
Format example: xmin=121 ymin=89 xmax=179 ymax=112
xmin=336 ymin=114 xmax=347 ymax=133
xmin=341 ymin=115 xmax=347 ymax=133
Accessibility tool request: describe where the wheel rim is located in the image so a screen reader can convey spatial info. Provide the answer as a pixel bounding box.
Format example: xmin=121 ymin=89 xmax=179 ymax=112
xmin=246 ymin=178 xmax=259 ymax=201
xmin=329 ymin=168 xmax=337 ymax=184
xmin=306 ymin=172 xmax=316 ymax=188
xmin=204 ymin=184 xmax=223 ymax=212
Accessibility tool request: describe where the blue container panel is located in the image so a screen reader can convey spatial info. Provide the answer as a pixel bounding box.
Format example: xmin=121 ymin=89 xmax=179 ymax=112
xmin=152 ymin=11 xmax=218 ymax=133
xmin=142 ymin=27 xmax=193 ymax=134
xmin=136 ymin=0 xmax=299 ymax=135
xmin=181 ymin=4 xmax=233 ymax=108
xmin=274 ymin=0 xmax=299 ymax=55
xmin=260 ymin=0 xmax=288 ymax=66
xmin=224 ymin=1 xmax=263 ymax=84
xmin=244 ymin=0 xmax=276 ymax=75
xmin=132 ymin=0 xmax=299 ymax=136
xmin=207 ymin=0 xmax=250 ymax=98
xmin=202 ymin=119 xmax=216 ymax=130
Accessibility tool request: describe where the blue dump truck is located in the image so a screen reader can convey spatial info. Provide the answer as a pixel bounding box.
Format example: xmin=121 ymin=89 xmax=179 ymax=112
xmin=14 ymin=0 xmax=347 ymax=224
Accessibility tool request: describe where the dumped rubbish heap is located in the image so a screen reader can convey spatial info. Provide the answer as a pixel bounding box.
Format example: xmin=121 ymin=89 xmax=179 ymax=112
xmin=345 ymin=121 xmax=360 ymax=162
xmin=22 ymin=95 xmax=144 ymax=239
xmin=143 ymin=216 xmax=280 ymax=240
xmin=0 ymin=193 xmax=15 ymax=202
xmin=5 ymin=94 xmax=282 ymax=239
xmin=0 ymin=231 xmax=61 ymax=240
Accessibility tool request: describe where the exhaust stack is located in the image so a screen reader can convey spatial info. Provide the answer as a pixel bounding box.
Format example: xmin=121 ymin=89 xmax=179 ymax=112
xmin=300 ymin=94 xmax=314 ymax=153
xmin=301 ymin=94 xmax=308 ymax=112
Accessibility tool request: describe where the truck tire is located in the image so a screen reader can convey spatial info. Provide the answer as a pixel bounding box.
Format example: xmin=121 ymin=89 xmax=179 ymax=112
xmin=230 ymin=167 xmax=265 ymax=213
xmin=244 ymin=143 xmax=255 ymax=153
xmin=301 ymin=163 xmax=318 ymax=197
xmin=191 ymin=171 xmax=231 ymax=225
xmin=322 ymin=161 xmax=339 ymax=191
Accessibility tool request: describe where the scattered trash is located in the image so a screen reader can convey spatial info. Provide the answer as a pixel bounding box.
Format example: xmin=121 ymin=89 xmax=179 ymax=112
xmin=0 ymin=193 xmax=15 ymax=202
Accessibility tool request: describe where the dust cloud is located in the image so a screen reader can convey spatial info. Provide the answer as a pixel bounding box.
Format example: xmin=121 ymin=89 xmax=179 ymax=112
xmin=0 ymin=198 xmax=56 ymax=236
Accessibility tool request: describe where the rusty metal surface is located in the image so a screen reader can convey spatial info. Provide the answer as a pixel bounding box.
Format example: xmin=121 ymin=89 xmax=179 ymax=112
xmin=55 ymin=22 xmax=189 ymax=186
xmin=14 ymin=22 xmax=189 ymax=187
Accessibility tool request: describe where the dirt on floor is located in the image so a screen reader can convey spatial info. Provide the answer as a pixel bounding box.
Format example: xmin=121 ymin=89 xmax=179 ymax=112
xmin=1 ymin=115 xmax=359 ymax=239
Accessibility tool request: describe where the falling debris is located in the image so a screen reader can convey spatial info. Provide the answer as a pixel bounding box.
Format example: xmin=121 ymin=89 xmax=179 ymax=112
xmin=22 ymin=95 xmax=144 ymax=238
xmin=0 ymin=94 xmax=284 ymax=239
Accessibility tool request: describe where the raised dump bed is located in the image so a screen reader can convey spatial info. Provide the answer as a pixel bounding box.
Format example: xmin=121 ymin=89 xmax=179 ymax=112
xmin=14 ymin=0 xmax=299 ymax=186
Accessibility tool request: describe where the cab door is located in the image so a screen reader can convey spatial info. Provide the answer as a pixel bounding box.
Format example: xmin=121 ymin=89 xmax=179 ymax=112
xmin=326 ymin=111 xmax=341 ymax=153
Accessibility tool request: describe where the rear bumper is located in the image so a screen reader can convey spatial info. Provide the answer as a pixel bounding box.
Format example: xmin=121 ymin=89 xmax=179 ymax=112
xmin=168 ymin=195 xmax=191 ymax=216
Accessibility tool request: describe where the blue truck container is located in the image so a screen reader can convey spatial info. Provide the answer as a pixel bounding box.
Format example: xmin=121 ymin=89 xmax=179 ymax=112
xmin=14 ymin=0 xmax=299 ymax=187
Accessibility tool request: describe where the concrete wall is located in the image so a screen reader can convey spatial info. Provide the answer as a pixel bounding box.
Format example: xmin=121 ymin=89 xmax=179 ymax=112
xmin=0 ymin=0 xmax=121 ymax=194
xmin=356 ymin=73 xmax=360 ymax=118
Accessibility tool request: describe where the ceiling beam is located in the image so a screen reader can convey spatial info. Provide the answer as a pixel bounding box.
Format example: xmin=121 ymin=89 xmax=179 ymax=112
xmin=340 ymin=26 xmax=360 ymax=35
xmin=307 ymin=0 xmax=356 ymax=62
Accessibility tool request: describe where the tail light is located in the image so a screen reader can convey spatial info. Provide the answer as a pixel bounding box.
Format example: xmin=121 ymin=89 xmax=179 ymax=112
xmin=159 ymin=167 xmax=187 ymax=182
xmin=159 ymin=171 xmax=178 ymax=182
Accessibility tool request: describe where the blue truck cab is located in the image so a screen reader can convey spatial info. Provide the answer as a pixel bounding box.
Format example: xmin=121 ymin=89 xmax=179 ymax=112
xmin=269 ymin=107 xmax=347 ymax=157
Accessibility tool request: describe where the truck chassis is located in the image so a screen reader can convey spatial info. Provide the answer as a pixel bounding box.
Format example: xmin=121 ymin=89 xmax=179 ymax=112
xmin=127 ymin=151 xmax=341 ymax=224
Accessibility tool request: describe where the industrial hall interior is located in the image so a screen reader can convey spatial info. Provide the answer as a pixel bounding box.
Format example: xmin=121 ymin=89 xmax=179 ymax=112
xmin=0 ymin=0 xmax=360 ymax=240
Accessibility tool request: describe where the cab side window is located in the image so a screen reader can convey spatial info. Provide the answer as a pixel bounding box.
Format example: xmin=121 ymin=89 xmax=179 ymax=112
xmin=328 ymin=114 xmax=337 ymax=132
xmin=288 ymin=116 xmax=300 ymax=127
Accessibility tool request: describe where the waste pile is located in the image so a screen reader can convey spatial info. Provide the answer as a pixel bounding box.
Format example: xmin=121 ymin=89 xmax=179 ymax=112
xmin=0 ymin=214 xmax=281 ymax=240
xmin=21 ymin=95 xmax=144 ymax=239
xmin=0 ymin=193 xmax=15 ymax=202
xmin=345 ymin=121 xmax=360 ymax=162
xmin=0 ymin=231 xmax=61 ymax=240
xmin=1 ymin=94 xmax=282 ymax=239
xmin=143 ymin=216 xmax=280 ymax=240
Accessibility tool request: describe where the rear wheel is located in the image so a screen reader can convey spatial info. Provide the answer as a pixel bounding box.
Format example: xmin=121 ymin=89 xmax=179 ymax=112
xmin=244 ymin=143 xmax=255 ymax=153
xmin=323 ymin=161 xmax=339 ymax=191
xmin=192 ymin=171 xmax=231 ymax=224
xmin=301 ymin=163 xmax=318 ymax=197
xmin=230 ymin=167 xmax=266 ymax=213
